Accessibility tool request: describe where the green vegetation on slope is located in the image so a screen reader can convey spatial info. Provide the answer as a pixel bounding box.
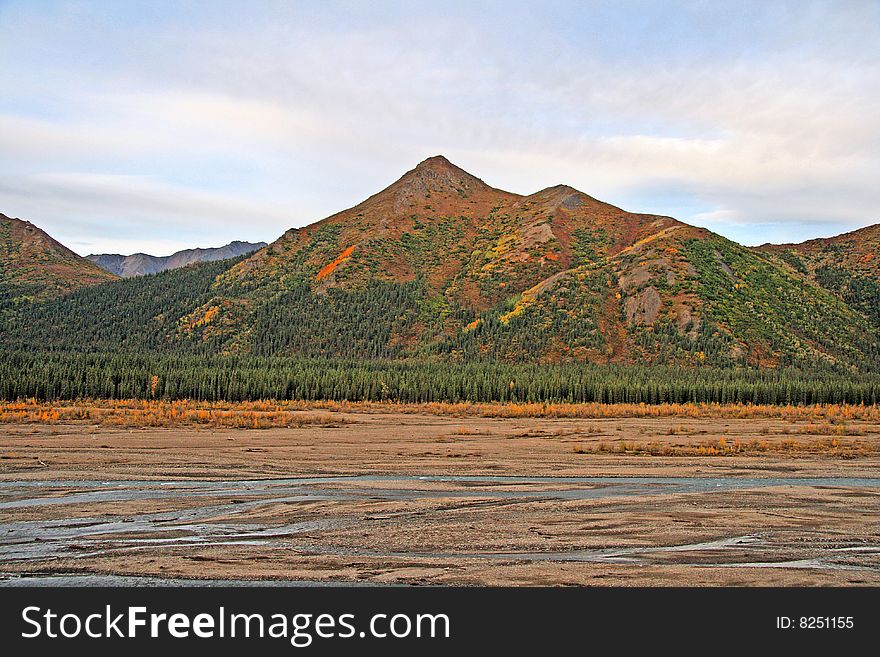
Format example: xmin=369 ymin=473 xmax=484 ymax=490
xmin=756 ymin=225 xmax=880 ymax=333
xmin=3 ymin=231 xmax=879 ymax=373
xmin=813 ymin=266 xmax=880 ymax=327
xmin=0 ymin=256 xmax=248 ymax=353
xmin=684 ymin=237 xmax=880 ymax=368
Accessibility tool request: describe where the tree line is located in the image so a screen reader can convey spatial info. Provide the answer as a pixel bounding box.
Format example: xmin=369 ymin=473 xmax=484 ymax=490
xmin=1 ymin=349 xmax=877 ymax=405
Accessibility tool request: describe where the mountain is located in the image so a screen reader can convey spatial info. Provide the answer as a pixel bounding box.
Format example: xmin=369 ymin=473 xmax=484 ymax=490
xmin=0 ymin=212 xmax=117 ymax=306
xmin=88 ymin=240 xmax=267 ymax=277
xmin=2 ymin=157 xmax=878 ymax=370
xmin=177 ymin=155 xmax=874 ymax=368
xmin=756 ymin=224 xmax=880 ymax=329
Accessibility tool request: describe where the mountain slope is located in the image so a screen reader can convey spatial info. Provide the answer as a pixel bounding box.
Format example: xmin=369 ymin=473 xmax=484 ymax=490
xmin=0 ymin=212 xmax=117 ymax=306
xmin=0 ymin=255 xmax=246 ymax=353
xmin=220 ymin=157 xmax=681 ymax=306
xmin=756 ymin=224 xmax=880 ymax=329
xmin=758 ymin=223 xmax=880 ymax=277
xmin=88 ymin=240 xmax=267 ymax=277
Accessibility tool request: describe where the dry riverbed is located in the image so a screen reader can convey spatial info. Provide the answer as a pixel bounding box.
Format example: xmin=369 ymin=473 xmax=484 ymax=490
xmin=1 ymin=409 xmax=879 ymax=586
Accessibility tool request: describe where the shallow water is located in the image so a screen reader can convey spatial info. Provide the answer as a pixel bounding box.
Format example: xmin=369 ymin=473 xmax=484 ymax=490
xmin=2 ymin=475 xmax=878 ymax=509
xmin=2 ymin=475 xmax=878 ymax=581
xmin=0 ymin=574 xmax=382 ymax=587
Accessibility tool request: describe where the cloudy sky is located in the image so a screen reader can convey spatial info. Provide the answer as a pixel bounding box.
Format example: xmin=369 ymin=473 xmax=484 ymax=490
xmin=1 ymin=0 xmax=878 ymax=256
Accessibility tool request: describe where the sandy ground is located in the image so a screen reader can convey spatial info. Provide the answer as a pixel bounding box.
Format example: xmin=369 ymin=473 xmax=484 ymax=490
xmin=1 ymin=412 xmax=879 ymax=586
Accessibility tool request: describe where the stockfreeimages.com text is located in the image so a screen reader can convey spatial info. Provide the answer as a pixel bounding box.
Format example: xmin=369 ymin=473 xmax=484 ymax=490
xmin=21 ymin=605 xmax=451 ymax=647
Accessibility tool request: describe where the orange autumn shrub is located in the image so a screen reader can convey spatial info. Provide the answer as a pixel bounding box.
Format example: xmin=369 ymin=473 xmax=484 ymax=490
xmin=0 ymin=399 xmax=878 ymax=427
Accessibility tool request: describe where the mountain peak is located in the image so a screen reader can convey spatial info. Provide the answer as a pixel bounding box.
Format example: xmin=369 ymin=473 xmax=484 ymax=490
xmin=415 ymin=154 xmax=455 ymax=170
xmin=350 ymin=155 xmax=515 ymax=215
xmin=395 ymin=155 xmax=486 ymax=192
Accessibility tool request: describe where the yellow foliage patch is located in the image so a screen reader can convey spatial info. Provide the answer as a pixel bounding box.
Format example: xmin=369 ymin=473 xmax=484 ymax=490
xmin=194 ymin=305 xmax=220 ymax=328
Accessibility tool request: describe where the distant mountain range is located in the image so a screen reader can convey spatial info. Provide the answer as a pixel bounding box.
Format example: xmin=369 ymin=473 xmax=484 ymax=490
xmin=87 ymin=241 xmax=267 ymax=277
xmin=1 ymin=156 xmax=878 ymax=370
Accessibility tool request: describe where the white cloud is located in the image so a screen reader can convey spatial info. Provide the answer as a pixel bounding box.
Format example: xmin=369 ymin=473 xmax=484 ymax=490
xmin=0 ymin=0 xmax=878 ymax=251
xmin=0 ymin=172 xmax=289 ymax=221
xmin=0 ymin=172 xmax=289 ymax=255
xmin=67 ymin=236 xmax=204 ymax=258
